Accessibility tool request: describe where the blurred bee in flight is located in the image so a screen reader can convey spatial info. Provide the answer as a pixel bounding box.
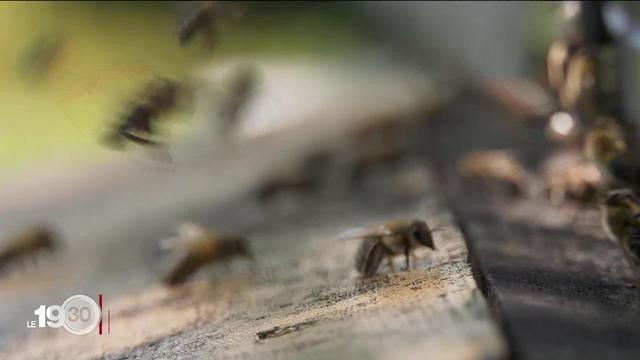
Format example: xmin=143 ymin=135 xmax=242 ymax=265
xmin=457 ymin=150 xmax=529 ymax=197
xmin=346 ymin=118 xmax=413 ymax=186
xmin=177 ymin=1 xmax=245 ymax=48
xmin=177 ymin=1 xmax=217 ymax=47
xmin=338 ymin=219 xmax=439 ymax=277
xmin=0 ymin=225 xmax=60 ymax=274
xmin=161 ymin=223 xmax=253 ymax=285
xmin=101 ymin=78 xmax=180 ymax=156
xmin=546 ymin=39 xmax=596 ymax=118
xmin=602 ymin=189 xmax=640 ymax=285
xmin=218 ymin=65 xmax=260 ymax=137
xmin=254 ymin=150 xmax=332 ymax=204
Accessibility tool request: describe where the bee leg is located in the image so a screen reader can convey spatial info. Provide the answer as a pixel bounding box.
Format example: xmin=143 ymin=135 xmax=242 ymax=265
xmin=403 ymin=246 xmax=410 ymax=271
xmin=355 ymin=238 xmax=385 ymax=277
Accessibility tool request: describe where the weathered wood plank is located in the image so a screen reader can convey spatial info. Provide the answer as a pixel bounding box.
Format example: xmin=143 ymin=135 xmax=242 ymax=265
xmin=425 ymin=90 xmax=640 ymax=360
xmin=4 ymin=180 xmax=505 ymax=360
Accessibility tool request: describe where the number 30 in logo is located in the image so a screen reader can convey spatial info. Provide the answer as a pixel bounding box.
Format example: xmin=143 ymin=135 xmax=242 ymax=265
xmin=32 ymin=295 xmax=101 ymax=335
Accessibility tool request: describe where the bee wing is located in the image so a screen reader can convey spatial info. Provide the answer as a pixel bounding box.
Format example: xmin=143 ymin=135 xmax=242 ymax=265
xmin=336 ymin=225 xmax=393 ymax=241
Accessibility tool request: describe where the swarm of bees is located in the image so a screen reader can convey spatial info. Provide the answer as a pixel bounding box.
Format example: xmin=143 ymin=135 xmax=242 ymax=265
xmin=338 ymin=219 xmax=439 ymax=277
xmin=0 ymin=225 xmax=60 ymax=274
xmin=101 ymin=78 xmax=180 ymax=150
xmin=161 ymin=223 xmax=253 ymax=285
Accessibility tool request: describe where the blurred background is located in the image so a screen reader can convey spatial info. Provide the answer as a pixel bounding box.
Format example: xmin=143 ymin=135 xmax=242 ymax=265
xmin=0 ymin=1 xmax=555 ymax=177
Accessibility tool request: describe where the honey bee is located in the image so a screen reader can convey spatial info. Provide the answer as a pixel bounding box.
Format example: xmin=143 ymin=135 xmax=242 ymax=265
xmin=602 ymin=189 xmax=640 ymax=285
xmin=218 ymin=65 xmax=260 ymax=134
xmin=542 ymin=151 xmax=604 ymax=205
xmin=546 ymin=39 xmax=582 ymax=92
xmin=101 ymin=78 xmax=179 ymax=149
xmin=583 ymin=120 xmax=640 ymax=189
xmin=559 ymin=51 xmax=596 ymax=114
xmin=162 ymin=223 xmax=253 ymax=285
xmin=177 ymin=1 xmax=217 ymax=46
xmin=254 ymin=150 xmax=332 ymax=203
xmin=601 ymin=189 xmax=640 ymax=242
xmin=338 ymin=219 xmax=439 ymax=277
xmin=19 ymin=34 xmax=64 ymax=83
xmin=177 ymin=1 xmax=245 ymax=47
xmin=0 ymin=225 xmax=59 ymax=273
xmin=457 ymin=150 xmax=529 ymax=196
xmin=255 ymin=174 xmax=315 ymax=203
xmin=347 ymin=119 xmax=411 ymax=184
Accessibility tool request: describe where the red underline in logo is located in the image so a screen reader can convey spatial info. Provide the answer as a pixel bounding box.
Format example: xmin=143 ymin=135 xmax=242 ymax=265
xmin=99 ymin=294 xmax=103 ymax=335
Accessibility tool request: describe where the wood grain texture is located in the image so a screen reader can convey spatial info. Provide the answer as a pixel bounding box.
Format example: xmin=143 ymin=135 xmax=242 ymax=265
xmin=3 ymin=183 xmax=505 ymax=360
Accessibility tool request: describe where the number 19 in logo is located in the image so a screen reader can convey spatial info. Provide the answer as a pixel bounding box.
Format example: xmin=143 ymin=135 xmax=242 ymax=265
xmin=28 ymin=295 xmax=102 ymax=335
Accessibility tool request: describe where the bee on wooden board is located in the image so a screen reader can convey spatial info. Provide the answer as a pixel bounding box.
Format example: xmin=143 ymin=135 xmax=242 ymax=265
xmin=601 ymin=189 xmax=640 ymax=285
xmin=457 ymin=150 xmax=529 ymax=197
xmin=161 ymin=223 xmax=253 ymax=285
xmin=583 ymin=119 xmax=640 ymax=191
xmin=338 ymin=219 xmax=440 ymax=277
xmin=0 ymin=225 xmax=60 ymax=273
xmin=542 ymin=151 xmax=605 ymax=206
xmin=101 ymin=78 xmax=180 ymax=150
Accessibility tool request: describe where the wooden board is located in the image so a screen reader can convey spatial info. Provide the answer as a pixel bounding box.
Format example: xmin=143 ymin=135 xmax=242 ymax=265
xmin=425 ymin=90 xmax=640 ymax=360
xmin=0 ymin=63 xmax=504 ymax=360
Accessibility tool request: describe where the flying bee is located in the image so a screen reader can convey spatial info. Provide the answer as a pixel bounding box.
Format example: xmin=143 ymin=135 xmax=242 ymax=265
xmin=546 ymin=39 xmax=582 ymax=92
xmin=347 ymin=119 xmax=411 ymax=184
xmin=218 ymin=65 xmax=260 ymax=135
xmin=559 ymin=51 xmax=596 ymax=116
xmin=602 ymin=189 xmax=640 ymax=285
xmin=161 ymin=223 xmax=253 ymax=286
xmin=338 ymin=219 xmax=440 ymax=277
xmin=177 ymin=1 xmax=217 ymax=46
xmin=101 ymin=78 xmax=179 ymax=150
xmin=0 ymin=225 xmax=59 ymax=273
xmin=254 ymin=150 xmax=332 ymax=203
xmin=176 ymin=1 xmax=245 ymax=47
xmin=457 ymin=150 xmax=529 ymax=196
